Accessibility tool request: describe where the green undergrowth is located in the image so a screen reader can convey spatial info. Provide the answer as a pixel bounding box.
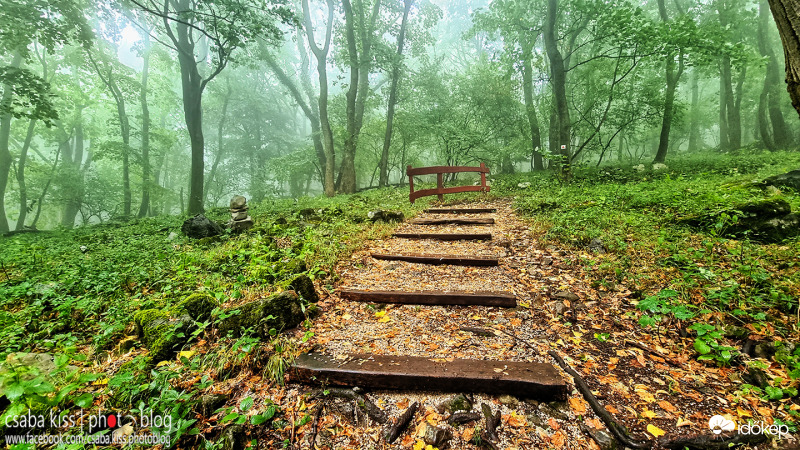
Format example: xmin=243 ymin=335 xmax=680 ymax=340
xmin=0 ymin=187 xmax=429 ymax=447
xmin=494 ymin=150 xmax=800 ymax=422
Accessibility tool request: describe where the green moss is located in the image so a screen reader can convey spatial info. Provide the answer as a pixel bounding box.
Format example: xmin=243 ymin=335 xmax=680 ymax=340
xmin=217 ymin=291 xmax=304 ymax=338
xmin=133 ymin=308 xmax=187 ymax=362
xmin=173 ymin=293 xmax=217 ymax=321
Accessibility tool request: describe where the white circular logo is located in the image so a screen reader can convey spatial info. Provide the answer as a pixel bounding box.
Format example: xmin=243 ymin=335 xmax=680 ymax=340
xmin=708 ymin=415 xmax=736 ymax=434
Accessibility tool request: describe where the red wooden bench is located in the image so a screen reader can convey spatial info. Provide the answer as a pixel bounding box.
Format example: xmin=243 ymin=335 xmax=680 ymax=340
xmin=407 ymin=163 xmax=491 ymax=204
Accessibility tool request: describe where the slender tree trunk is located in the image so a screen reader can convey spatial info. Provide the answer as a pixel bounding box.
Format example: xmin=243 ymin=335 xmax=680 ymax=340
xmin=379 ymin=0 xmax=412 ymax=187
xmin=264 ymin=46 xmax=326 ymax=182
xmin=766 ymin=0 xmax=800 ymax=119
xmin=14 ymin=119 xmax=36 ymax=230
xmin=340 ymin=0 xmax=360 ymax=193
xmin=302 ymin=0 xmax=336 ymax=196
xmin=0 ymin=51 xmax=23 ymax=233
xmin=521 ymin=35 xmax=544 ymax=170
xmin=30 ymin=145 xmax=60 ymax=229
xmin=688 ymin=69 xmax=701 ymax=151
xmin=61 ymin=118 xmax=87 ymax=229
xmin=176 ymin=30 xmax=205 ymax=215
xmin=719 ymin=62 xmax=730 ymax=150
xmin=654 ymin=0 xmax=684 ymax=163
xmin=138 ymin=32 xmax=152 ymax=217
xmin=204 ymin=79 xmax=231 ymax=203
xmin=543 ymin=0 xmax=570 ymax=177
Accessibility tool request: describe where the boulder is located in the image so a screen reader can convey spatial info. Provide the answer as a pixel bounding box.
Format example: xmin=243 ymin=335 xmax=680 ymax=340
xmin=133 ymin=309 xmax=190 ymax=362
xmin=182 ymin=214 xmax=224 ymax=239
xmin=217 ymin=291 xmax=305 ymax=339
xmin=763 ymin=169 xmax=800 ymax=192
xmin=198 ymin=394 xmax=229 ymax=417
xmin=132 ymin=293 xmax=218 ymax=362
xmin=289 ymin=274 xmax=319 ymax=303
xmin=174 ymin=293 xmax=218 ymax=321
xmin=680 ymin=198 xmax=800 ymax=243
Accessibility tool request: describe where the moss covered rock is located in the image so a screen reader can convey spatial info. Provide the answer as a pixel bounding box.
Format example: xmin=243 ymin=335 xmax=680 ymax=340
xmin=174 ymin=293 xmax=218 ymax=321
xmin=217 ymin=291 xmax=305 ymax=338
xmin=287 ymin=274 xmax=319 ymax=303
xmin=133 ymin=309 xmax=190 ymax=362
xmin=680 ymin=197 xmax=800 ymax=243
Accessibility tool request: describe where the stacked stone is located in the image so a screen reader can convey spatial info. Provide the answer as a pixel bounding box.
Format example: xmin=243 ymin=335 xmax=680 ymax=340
xmin=230 ymin=195 xmax=254 ymax=233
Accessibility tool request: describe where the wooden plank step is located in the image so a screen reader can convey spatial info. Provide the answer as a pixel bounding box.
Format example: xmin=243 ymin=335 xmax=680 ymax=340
xmin=425 ymin=208 xmax=496 ymax=214
xmin=392 ymin=232 xmax=491 ymax=240
xmin=291 ymin=352 xmax=568 ymax=401
xmin=409 ymin=218 xmax=495 ymax=225
xmin=371 ymin=253 xmax=499 ymax=266
xmin=339 ymin=289 xmax=516 ymax=307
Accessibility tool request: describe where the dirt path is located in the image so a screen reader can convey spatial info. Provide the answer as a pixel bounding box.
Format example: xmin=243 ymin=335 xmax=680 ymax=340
xmin=283 ymin=199 xmax=777 ymax=449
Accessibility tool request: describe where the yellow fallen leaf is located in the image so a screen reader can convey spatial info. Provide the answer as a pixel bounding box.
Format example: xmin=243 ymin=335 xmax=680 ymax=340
xmin=635 ymin=386 xmax=655 ymax=403
xmin=519 ymin=301 xmax=530 ymax=308
xmin=178 ymin=350 xmax=196 ymax=359
xmin=676 ymin=417 xmax=694 ymax=427
xmin=412 ymin=440 xmax=426 ymax=450
xmin=642 ymin=409 xmax=657 ymax=419
xmin=91 ymin=378 xmax=109 ymax=386
xmin=378 ymin=316 xmax=392 ymax=323
xmin=342 ymin=313 xmax=352 ymax=320
xmin=375 ymin=311 xmax=386 ymax=318
xmin=156 ymin=360 xmax=170 ymax=367
xmin=647 ymin=424 xmax=665 ymax=437
xmin=737 ymin=407 xmax=752 ymax=418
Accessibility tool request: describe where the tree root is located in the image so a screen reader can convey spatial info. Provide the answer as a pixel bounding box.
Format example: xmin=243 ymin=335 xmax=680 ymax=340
xmin=448 ymin=411 xmax=482 ymax=425
xmin=383 ymin=401 xmax=418 ymax=443
xmin=308 ymin=387 xmax=387 ymax=424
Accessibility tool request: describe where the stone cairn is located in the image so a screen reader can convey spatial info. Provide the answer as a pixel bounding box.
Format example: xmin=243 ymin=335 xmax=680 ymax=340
xmin=229 ymin=195 xmax=254 ymax=233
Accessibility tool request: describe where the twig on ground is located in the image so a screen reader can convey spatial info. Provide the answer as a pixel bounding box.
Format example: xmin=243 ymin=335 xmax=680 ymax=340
xmin=383 ymin=401 xmax=418 ymax=443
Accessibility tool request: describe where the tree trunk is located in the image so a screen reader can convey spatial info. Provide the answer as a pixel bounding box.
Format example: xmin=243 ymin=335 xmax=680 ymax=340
xmin=688 ymin=69 xmax=701 ymax=151
xmin=719 ymin=62 xmax=730 ymax=150
xmin=379 ymin=0 xmax=412 ymax=187
xmin=175 ymin=23 xmax=206 ymax=215
xmin=14 ymin=119 xmax=36 ymax=230
xmin=0 ymin=51 xmax=23 ymax=233
xmin=543 ymin=0 xmax=570 ymax=177
xmin=302 ymin=0 xmax=336 ymax=197
xmin=204 ymin=78 xmax=231 ymax=203
xmin=766 ymin=0 xmax=800 ymax=119
xmin=654 ymin=0 xmax=685 ymax=164
xmin=138 ymin=32 xmax=152 ymax=218
xmin=760 ymin=0 xmax=792 ymax=147
xmin=340 ymin=0 xmax=360 ymax=193
xmin=61 ymin=119 xmax=87 ymax=229
xmin=522 ymin=35 xmax=544 ymax=171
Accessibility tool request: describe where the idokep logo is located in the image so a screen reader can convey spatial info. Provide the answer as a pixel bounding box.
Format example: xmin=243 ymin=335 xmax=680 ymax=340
xmin=708 ymin=414 xmax=790 ymax=439
xmin=708 ymin=415 xmax=736 ymax=434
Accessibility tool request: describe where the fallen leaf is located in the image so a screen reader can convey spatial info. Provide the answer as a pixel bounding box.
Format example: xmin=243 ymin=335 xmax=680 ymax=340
xmin=658 ymin=401 xmax=677 ymax=414
xmin=647 ymin=424 xmax=666 ymax=437
xmin=547 ymin=417 xmax=561 ymax=430
xmin=676 ymin=418 xmax=694 ymax=427
xmin=642 ymin=409 xmax=657 ymax=419
xmin=605 ymin=405 xmax=620 ymax=414
xmin=737 ymin=407 xmax=752 ymax=418
xmin=569 ymin=397 xmax=587 ymax=415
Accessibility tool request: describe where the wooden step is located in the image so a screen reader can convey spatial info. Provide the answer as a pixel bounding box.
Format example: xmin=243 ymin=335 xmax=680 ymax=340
xmin=291 ymin=352 xmax=568 ymax=401
xmin=339 ymin=289 xmax=516 ymax=307
xmin=371 ymin=253 xmax=499 ymax=266
xmin=425 ymin=208 xmax=496 ymax=214
xmin=409 ymin=218 xmax=495 ymax=225
xmin=392 ymin=232 xmax=492 ymax=240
